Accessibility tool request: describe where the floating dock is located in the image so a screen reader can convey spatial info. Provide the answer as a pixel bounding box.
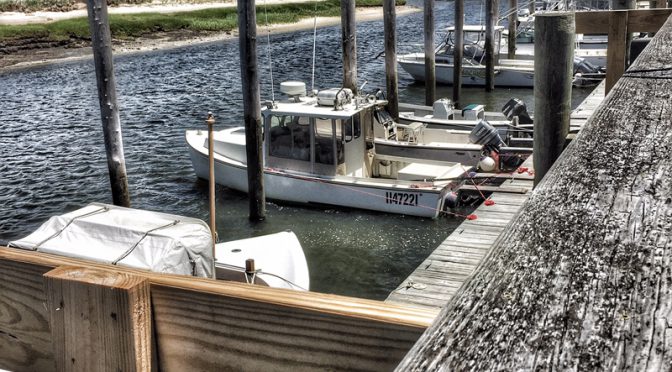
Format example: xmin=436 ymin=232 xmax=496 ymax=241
xmin=386 ymin=81 xmax=606 ymax=313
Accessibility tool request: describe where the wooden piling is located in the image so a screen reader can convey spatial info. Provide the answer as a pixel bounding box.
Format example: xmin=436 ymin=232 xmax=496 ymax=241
xmin=206 ymin=113 xmax=217 ymax=260
xmin=341 ymin=0 xmax=357 ymax=94
xmin=533 ymin=12 xmax=574 ymax=186
xmin=238 ymin=0 xmax=266 ymax=221
xmin=485 ymin=0 xmax=498 ymax=91
xmin=611 ymin=0 xmax=635 ymax=66
xmin=424 ymin=0 xmax=436 ymax=106
xmin=44 ymin=266 xmax=152 ymax=372
xmin=452 ymin=0 xmax=464 ymax=106
xmin=86 ymin=0 xmax=130 ymax=207
xmin=383 ymin=0 xmax=399 ymax=119
xmin=605 ymin=10 xmax=629 ymax=93
xmin=508 ymin=0 xmax=518 ymax=59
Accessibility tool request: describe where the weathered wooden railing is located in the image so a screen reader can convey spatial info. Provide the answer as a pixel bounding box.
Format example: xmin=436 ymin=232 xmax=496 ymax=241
xmin=0 ymin=246 xmax=437 ymax=371
xmin=575 ymin=8 xmax=671 ymax=92
xmin=397 ymin=12 xmax=672 ymax=371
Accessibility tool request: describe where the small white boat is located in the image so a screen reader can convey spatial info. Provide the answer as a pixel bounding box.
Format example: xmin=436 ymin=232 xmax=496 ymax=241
xmin=9 ymin=203 xmax=310 ymax=290
xmin=398 ymin=25 xmax=535 ymax=87
xmin=186 ymin=83 xmax=466 ymax=219
xmin=399 ymin=25 xmax=604 ymax=88
xmin=370 ymin=105 xmax=531 ymax=171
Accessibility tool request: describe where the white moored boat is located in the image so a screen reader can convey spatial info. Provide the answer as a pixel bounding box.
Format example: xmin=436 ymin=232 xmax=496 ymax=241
xmin=186 ymin=83 xmax=466 ymax=219
xmin=9 ymin=203 xmax=309 ymax=290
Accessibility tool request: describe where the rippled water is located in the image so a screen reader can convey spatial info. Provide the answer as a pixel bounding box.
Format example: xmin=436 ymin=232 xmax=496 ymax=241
xmin=0 ymin=1 xmax=591 ymax=299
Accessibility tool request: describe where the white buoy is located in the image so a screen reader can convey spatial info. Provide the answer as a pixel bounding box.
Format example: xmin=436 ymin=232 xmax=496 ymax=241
xmin=479 ymin=156 xmax=496 ymax=172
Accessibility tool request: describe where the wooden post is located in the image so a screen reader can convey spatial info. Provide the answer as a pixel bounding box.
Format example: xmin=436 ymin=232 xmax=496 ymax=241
xmin=533 ymin=12 xmax=574 ymax=186
xmin=529 ymin=0 xmax=535 ymax=14
xmin=86 ymin=0 xmax=130 ymax=208
xmin=238 ymin=0 xmax=266 ymax=221
xmin=424 ymin=0 xmax=436 ymax=106
xmin=485 ymin=0 xmax=498 ymax=91
xmin=44 ymin=266 xmax=152 ymax=371
xmin=206 ymin=113 xmax=217 ymax=257
xmin=383 ymin=0 xmax=399 ymax=119
xmin=508 ymin=0 xmax=518 ymax=59
xmin=605 ymin=10 xmax=629 ymax=93
xmin=341 ymin=0 xmax=358 ymax=94
xmin=452 ymin=0 xmax=464 ymax=107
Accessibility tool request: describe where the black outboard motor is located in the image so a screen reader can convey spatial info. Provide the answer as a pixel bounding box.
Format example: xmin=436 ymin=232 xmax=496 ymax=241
xmin=501 ymin=98 xmax=533 ymax=125
xmin=469 ymin=119 xmax=505 ymax=152
xmin=573 ymin=56 xmax=602 ymax=74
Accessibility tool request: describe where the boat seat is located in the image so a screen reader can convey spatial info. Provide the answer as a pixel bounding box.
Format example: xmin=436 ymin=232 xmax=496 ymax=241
xmin=395 ymin=122 xmax=425 ymax=143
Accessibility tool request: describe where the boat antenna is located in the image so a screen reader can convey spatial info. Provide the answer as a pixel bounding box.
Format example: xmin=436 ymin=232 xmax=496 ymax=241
xmin=311 ymin=0 xmax=319 ymax=94
xmin=263 ymin=0 xmax=275 ymax=102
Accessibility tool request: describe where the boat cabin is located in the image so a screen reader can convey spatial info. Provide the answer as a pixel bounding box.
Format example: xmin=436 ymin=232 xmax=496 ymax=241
xmin=435 ymin=25 xmax=504 ymax=63
xmin=262 ymin=96 xmax=379 ymax=178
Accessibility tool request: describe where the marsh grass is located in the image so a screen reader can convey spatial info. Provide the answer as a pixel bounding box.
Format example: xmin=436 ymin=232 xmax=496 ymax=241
xmin=0 ymin=0 xmax=405 ymax=45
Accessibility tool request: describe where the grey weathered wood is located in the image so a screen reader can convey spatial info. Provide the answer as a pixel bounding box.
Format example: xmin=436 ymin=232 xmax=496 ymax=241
xmin=452 ymin=0 xmax=464 ymax=106
xmin=383 ymin=0 xmax=399 ymax=119
xmin=396 ymin=14 xmax=672 ymax=371
xmin=533 ymin=12 xmax=574 ymax=186
xmin=508 ymin=0 xmax=518 ymax=59
xmin=424 ymin=0 xmax=436 ymax=106
xmin=341 ymin=0 xmax=357 ymax=94
xmin=86 ymin=0 xmax=130 ymax=207
xmin=485 ymin=0 xmax=498 ymax=91
xmin=238 ymin=0 xmax=266 ymax=221
xmin=606 ymin=10 xmax=629 ymax=93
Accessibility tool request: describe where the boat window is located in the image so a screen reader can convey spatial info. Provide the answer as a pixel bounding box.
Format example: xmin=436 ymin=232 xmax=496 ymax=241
xmin=313 ymin=118 xmax=344 ymax=166
xmin=343 ymin=117 xmax=360 ymax=142
xmin=268 ymin=115 xmax=311 ymax=161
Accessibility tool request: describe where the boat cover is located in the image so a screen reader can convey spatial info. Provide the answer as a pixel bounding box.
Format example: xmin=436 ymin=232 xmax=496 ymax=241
xmin=9 ymin=203 xmax=214 ymax=278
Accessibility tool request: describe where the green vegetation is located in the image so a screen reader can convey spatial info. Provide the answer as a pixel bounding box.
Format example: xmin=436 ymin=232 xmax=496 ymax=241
xmin=0 ymin=0 xmax=406 ymax=47
xmin=0 ymin=0 xmax=151 ymax=13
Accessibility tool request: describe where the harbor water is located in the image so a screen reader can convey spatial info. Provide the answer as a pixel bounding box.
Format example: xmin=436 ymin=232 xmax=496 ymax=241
xmin=0 ymin=1 xmax=591 ymax=300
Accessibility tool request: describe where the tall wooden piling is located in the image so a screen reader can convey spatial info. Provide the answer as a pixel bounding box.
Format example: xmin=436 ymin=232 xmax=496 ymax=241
xmin=533 ymin=12 xmax=574 ymax=186
xmin=383 ymin=0 xmax=399 ymax=119
xmin=341 ymin=0 xmax=357 ymax=94
xmin=238 ymin=0 xmax=266 ymax=221
xmin=611 ymin=0 xmax=635 ymax=65
xmin=86 ymin=0 xmax=130 ymax=207
xmin=452 ymin=0 xmax=464 ymax=106
xmin=508 ymin=0 xmax=518 ymax=59
xmin=424 ymin=0 xmax=436 ymax=106
xmin=485 ymin=0 xmax=498 ymax=91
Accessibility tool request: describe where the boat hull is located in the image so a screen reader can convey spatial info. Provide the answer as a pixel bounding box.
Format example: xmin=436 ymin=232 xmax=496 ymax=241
xmin=186 ymin=131 xmax=452 ymax=218
xmin=398 ymin=57 xmax=534 ymax=87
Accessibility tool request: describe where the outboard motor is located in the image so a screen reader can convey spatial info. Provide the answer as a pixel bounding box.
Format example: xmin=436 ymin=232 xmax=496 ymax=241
xmin=469 ymin=119 xmax=505 ymax=151
xmin=573 ymin=56 xmax=602 ymax=74
xmin=502 ymin=98 xmax=533 ymax=125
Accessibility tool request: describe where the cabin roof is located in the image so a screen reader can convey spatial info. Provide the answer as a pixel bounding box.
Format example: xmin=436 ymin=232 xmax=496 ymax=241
xmin=261 ymin=97 xmax=378 ymax=120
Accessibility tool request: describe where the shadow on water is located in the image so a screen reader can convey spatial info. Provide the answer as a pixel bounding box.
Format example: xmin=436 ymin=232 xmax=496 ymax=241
xmin=0 ymin=1 xmax=591 ymax=300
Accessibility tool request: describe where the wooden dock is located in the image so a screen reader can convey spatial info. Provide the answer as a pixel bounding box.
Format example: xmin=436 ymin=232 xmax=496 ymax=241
xmin=386 ymin=82 xmax=606 ymax=313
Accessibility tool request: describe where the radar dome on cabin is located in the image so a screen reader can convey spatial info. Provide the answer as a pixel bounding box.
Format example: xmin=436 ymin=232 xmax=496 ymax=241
xmin=280 ymin=81 xmax=307 ymax=101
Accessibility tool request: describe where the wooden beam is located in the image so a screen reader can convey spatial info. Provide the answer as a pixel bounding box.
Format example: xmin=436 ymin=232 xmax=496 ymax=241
xmin=533 ymin=12 xmax=574 ymax=186
xmin=44 ymin=266 xmax=152 ymax=372
xmin=0 ymin=259 xmax=54 ymax=371
xmin=575 ymin=8 xmax=672 ymax=34
xmin=0 ymin=246 xmax=436 ymax=371
xmin=606 ymin=10 xmax=628 ymax=93
xmin=383 ymin=0 xmax=399 ymax=118
xmin=396 ymin=14 xmax=672 ymax=370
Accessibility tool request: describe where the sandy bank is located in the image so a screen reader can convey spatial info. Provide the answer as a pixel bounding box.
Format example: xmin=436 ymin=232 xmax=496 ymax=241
xmin=0 ymin=6 xmax=419 ymax=73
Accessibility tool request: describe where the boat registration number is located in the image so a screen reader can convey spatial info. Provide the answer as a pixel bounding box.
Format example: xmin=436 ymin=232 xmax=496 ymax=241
xmin=385 ymin=192 xmax=418 ymax=206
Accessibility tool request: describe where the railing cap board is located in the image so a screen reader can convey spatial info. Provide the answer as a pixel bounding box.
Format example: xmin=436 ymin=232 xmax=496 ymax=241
xmin=0 ymin=246 xmax=437 ymax=328
xmin=575 ymin=8 xmax=672 ymax=34
xmin=396 ymin=12 xmax=672 ymax=371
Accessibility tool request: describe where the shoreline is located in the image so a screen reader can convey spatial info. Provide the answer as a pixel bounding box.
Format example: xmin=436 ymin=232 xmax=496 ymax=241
xmin=0 ymin=6 xmax=419 ymax=74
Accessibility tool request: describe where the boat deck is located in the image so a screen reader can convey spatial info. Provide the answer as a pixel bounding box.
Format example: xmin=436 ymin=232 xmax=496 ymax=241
xmin=385 ymin=81 xmax=606 ymax=313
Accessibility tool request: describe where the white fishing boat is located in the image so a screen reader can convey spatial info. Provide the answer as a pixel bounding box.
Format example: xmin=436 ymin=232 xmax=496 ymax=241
xmin=186 ymin=83 xmax=466 ymax=219
xmin=398 ymin=25 xmax=536 ymax=87
xmin=370 ymin=104 xmax=531 ymax=170
xmin=9 ymin=203 xmax=310 ymax=290
xmin=398 ymin=25 xmax=604 ymax=88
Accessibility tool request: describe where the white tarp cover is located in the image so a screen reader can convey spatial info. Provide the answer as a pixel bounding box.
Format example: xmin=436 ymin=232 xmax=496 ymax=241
xmin=9 ymin=203 xmax=214 ymax=278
